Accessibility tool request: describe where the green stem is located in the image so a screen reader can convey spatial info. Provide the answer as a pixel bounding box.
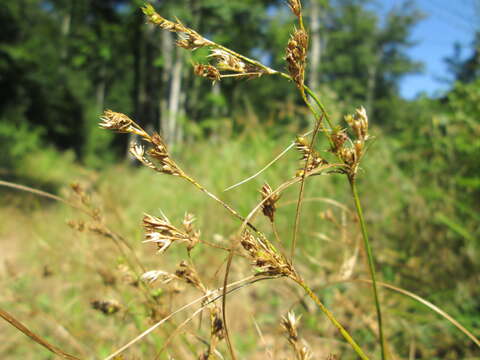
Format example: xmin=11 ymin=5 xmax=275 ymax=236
xmin=350 ymin=179 xmax=386 ymax=360
xmin=294 ymin=278 xmax=370 ymax=360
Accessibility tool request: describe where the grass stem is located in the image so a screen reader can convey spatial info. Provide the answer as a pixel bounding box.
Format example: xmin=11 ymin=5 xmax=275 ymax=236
xmin=350 ymin=179 xmax=386 ymax=360
xmin=293 ymin=278 xmax=370 ymax=360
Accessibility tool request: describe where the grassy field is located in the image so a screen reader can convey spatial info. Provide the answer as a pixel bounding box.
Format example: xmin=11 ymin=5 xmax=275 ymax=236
xmin=1 ymin=129 xmax=479 ymax=359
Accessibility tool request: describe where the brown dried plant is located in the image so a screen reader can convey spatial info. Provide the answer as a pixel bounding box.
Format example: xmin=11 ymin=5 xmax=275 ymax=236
xmin=281 ymin=311 xmax=313 ymax=360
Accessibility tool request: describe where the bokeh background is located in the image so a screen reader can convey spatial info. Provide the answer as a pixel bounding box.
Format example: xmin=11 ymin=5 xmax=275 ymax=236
xmin=0 ymin=0 xmax=479 ymax=359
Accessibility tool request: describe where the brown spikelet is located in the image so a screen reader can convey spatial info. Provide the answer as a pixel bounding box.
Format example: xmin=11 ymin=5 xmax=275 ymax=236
xmin=182 ymin=213 xmax=200 ymax=252
xmin=209 ymin=49 xmax=246 ymax=73
xmin=338 ymin=107 xmax=371 ymax=178
xmin=194 ymin=64 xmax=221 ymax=82
xmin=175 ymin=261 xmax=205 ymax=292
xmin=331 ymin=127 xmax=349 ymax=153
xmin=148 ymin=133 xmax=183 ymax=175
xmin=142 ymin=4 xmax=209 ymax=50
xmin=286 ymin=29 xmax=308 ymax=89
xmin=260 ymin=183 xmax=280 ymax=222
xmin=281 ymin=311 xmax=313 ymax=360
xmin=294 ymin=136 xmax=327 ymax=176
xmin=141 ymin=270 xmax=176 ymax=284
xmin=287 ymin=0 xmax=302 ymax=17
xmin=91 ymin=299 xmax=122 ymax=315
xmin=143 ymin=213 xmax=190 ymax=253
xmin=240 ymin=231 xmax=293 ymax=277
xmin=345 ymin=106 xmax=369 ymax=141
xmin=128 ymin=133 xmax=183 ymax=176
xmin=100 ymin=110 xmax=149 ymax=139
xmin=176 ymin=33 xmax=209 ymax=50
xmin=99 ymin=110 xmax=133 ymax=133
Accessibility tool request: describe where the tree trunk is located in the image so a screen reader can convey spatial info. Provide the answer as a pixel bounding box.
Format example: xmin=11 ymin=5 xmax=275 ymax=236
xmin=167 ymin=46 xmax=183 ymax=146
xmin=309 ymin=0 xmax=322 ymax=93
xmin=160 ymin=30 xmax=173 ymax=136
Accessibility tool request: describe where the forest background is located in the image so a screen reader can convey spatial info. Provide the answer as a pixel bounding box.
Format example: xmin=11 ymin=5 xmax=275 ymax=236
xmin=0 ymin=0 xmax=479 ymax=359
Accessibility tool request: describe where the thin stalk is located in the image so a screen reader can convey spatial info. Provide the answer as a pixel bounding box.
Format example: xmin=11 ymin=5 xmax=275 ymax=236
xmin=293 ymin=278 xmax=370 ymax=360
xmin=182 ymin=174 xmax=280 ymax=254
xmin=291 ymin=115 xmax=323 ymax=262
xmin=350 ymin=179 xmax=386 ymax=360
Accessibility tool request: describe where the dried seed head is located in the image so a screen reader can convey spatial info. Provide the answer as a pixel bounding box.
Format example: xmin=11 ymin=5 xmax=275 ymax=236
xmin=260 ymin=183 xmax=280 ymax=222
xmin=129 ymin=134 xmax=183 ymax=176
xmin=129 ymin=143 xmax=157 ymax=171
xmin=299 ymin=346 xmax=313 ymax=360
xmin=209 ymin=49 xmax=246 ymax=73
xmin=176 ymin=33 xmax=209 ymax=50
xmin=143 ymin=5 xmax=195 ymax=37
xmin=143 ymin=213 xmax=190 ymax=253
xmin=354 ymin=139 xmax=363 ymax=158
xmin=294 ymin=136 xmax=326 ymax=176
xmin=182 ymin=213 xmax=200 ymax=252
xmin=288 ymin=0 xmax=302 ymax=17
xmin=281 ymin=311 xmax=313 ymax=360
xmin=91 ymin=299 xmax=121 ymax=315
xmin=331 ymin=128 xmax=349 ymax=153
xmin=240 ymin=231 xmax=293 ymax=277
xmin=210 ymin=307 xmax=225 ymax=340
xmin=141 ymin=270 xmax=176 ymax=284
xmin=339 ymin=147 xmax=356 ymax=166
xmin=100 ymin=110 xmax=149 ymax=139
xmin=175 ymin=261 xmax=205 ymax=292
xmin=281 ymin=311 xmax=300 ymax=341
xmin=143 ymin=213 xmax=200 ymax=253
xmin=142 ymin=4 xmax=211 ymax=53
xmin=345 ymin=106 xmax=369 ymax=141
xmin=286 ymin=29 xmax=308 ymax=89
xmin=99 ymin=110 xmax=133 ymax=133
xmin=194 ymin=63 xmax=221 ymax=82
xmin=67 ymin=220 xmax=86 ymax=232
xmin=148 ymin=133 xmax=183 ymax=175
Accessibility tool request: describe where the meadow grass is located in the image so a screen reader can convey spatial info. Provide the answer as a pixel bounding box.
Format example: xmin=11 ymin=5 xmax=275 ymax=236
xmin=1 ymin=129 xmax=478 ymax=359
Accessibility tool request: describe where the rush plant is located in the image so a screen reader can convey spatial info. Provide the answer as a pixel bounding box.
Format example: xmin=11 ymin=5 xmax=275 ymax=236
xmin=100 ymin=1 xmax=383 ymax=359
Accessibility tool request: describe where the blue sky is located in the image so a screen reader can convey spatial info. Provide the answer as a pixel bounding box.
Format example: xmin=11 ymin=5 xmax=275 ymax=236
xmin=374 ymin=0 xmax=479 ymax=99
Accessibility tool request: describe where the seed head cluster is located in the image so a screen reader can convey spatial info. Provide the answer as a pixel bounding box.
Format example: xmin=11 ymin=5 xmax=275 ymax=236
xmin=143 ymin=213 xmax=199 ymax=253
xmin=142 ymin=4 xmax=210 ymax=50
xmin=287 ymin=0 xmax=302 ymax=17
xmin=241 ymin=231 xmax=293 ymax=277
xmin=331 ymin=106 xmax=370 ymax=179
xmin=281 ymin=311 xmax=313 ymax=360
xmin=286 ymin=29 xmax=308 ymax=89
xmin=194 ymin=64 xmax=221 ymax=82
xmin=260 ymin=183 xmax=280 ymax=222
xmin=295 ymin=136 xmax=327 ymax=177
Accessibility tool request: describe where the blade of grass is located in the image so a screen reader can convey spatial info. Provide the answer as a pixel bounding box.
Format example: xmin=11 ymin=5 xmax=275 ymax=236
xmin=223 ymin=129 xmax=313 ymax=192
